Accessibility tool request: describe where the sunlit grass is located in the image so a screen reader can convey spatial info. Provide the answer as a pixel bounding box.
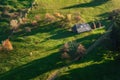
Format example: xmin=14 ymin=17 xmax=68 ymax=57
xmin=0 ymin=0 xmax=120 ymax=80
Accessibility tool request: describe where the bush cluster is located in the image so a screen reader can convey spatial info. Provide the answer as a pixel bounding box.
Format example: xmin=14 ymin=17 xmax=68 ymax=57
xmin=60 ymin=41 xmax=86 ymax=61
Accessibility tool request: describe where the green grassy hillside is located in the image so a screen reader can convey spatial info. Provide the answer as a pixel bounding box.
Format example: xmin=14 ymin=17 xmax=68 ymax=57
xmin=29 ymin=0 xmax=120 ymax=22
xmin=0 ymin=0 xmax=34 ymax=38
xmin=0 ymin=0 xmax=120 ymax=80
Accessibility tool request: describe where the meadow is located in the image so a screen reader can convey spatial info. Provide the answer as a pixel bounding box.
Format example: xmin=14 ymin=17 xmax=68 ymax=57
xmin=0 ymin=0 xmax=120 ymax=80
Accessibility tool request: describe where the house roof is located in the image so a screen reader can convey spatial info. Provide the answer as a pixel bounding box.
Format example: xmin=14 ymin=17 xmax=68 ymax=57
xmin=72 ymin=23 xmax=91 ymax=33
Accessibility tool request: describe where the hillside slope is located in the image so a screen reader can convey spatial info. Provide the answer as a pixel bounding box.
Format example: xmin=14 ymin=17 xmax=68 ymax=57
xmin=0 ymin=0 xmax=120 ymax=80
xmin=29 ymin=0 xmax=120 ymax=22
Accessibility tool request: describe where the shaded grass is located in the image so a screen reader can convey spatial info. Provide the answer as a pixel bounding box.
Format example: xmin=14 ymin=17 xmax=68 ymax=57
xmin=0 ymin=22 xmax=105 ymax=80
xmin=1 ymin=0 xmax=120 ymax=80
xmin=56 ymin=36 xmax=120 ymax=80
xmin=28 ymin=0 xmax=120 ymax=22
xmin=0 ymin=52 xmax=64 ymax=80
xmin=62 ymin=0 xmax=110 ymax=9
xmin=56 ymin=61 xmax=120 ymax=80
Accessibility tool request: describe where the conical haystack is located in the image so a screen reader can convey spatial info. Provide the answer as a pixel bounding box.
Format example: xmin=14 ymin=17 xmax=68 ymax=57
xmin=2 ymin=39 xmax=13 ymax=51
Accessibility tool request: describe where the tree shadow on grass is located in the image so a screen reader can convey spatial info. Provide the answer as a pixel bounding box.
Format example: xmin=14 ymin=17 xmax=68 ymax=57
xmin=56 ymin=38 xmax=119 ymax=80
xmin=49 ymin=30 xmax=106 ymax=64
xmin=49 ymin=30 xmax=76 ymax=40
xmin=75 ymin=32 xmax=104 ymax=62
xmin=57 ymin=60 xmax=120 ymax=80
xmin=0 ymin=21 xmax=61 ymax=42
xmin=15 ymin=22 xmax=59 ymax=37
xmin=97 ymin=12 xmax=109 ymax=19
xmin=74 ymin=31 xmax=114 ymax=65
xmin=0 ymin=31 xmax=12 ymax=42
xmin=49 ymin=19 xmax=107 ymax=40
xmin=0 ymin=22 xmax=61 ymax=43
xmin=62 ymin=0 xmax=109 ymax=9
xmin=97 ymin=12 xmax=113 ymax=30
xmin=0 ymin=52 xmax=65 ymax=80
xmin=76 ymin=32 xmax=102 ymax=48
xmin=0 ymin=31 xmax=107 ymax=80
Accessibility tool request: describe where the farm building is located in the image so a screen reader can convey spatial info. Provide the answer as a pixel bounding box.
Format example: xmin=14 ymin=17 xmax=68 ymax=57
xmin=72 ymin=23 xmax=92 ymax=33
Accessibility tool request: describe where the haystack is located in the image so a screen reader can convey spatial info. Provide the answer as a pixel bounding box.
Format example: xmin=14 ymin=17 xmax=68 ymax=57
xmin=2 ymin=39 xmax=13 ymax=51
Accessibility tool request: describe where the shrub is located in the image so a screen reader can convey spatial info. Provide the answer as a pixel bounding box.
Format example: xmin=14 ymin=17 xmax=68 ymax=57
xmin=75 ymin=44 xmax=86 ymax=60
xmin=60 ymin=41 xmax=86 ymax=60
xmin=60 ymin=43 xmax=69 ymax=52
xmin=61 ymin=52 xmax=70 ymax=59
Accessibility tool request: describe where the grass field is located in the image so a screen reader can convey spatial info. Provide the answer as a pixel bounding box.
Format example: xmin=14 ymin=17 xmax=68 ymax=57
xmin=0 ymin=0 xmax=120 ymax=80
xmin=28 ymin=0 xmax=120 ymax=22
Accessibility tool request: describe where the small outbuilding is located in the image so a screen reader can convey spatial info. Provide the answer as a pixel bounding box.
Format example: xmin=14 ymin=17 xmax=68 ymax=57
xmin=72 ymin=23 xmax=92 ymax=33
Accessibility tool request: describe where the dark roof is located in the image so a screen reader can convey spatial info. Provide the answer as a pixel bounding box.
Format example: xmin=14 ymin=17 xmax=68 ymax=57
xmin=72 ymin=23 xmax=91 ymax=33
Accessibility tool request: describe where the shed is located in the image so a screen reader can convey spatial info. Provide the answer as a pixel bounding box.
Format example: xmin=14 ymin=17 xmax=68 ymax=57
xmin=72 ymin=23 xmax=91 ymax=33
